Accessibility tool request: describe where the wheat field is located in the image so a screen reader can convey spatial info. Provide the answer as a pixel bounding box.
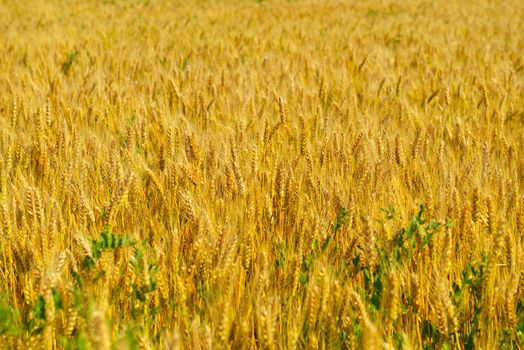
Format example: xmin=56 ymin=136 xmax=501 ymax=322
xmin=0 ymin=0 xmax=523 ymax=349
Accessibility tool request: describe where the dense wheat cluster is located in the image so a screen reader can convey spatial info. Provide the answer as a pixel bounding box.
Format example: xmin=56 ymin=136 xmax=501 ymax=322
xmin=1 ymin=0 xmax=524 ymax=349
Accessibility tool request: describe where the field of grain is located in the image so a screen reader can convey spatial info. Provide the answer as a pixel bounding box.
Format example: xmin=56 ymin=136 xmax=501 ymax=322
xmin=1 ymin=0 xmax=523 ymax=349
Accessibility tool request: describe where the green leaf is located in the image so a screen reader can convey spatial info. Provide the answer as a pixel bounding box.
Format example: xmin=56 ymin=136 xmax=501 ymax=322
xmin=122 ymin=235 xmax=131 ymax=247
xmin=417 ymin=204 xmax=425 ymax=219
xmin=71 ymin=271 xmax=83 ymax=288
xmin=321 ymin=236 xmax=331 ymax=251
xmin=106 ymin=232 xmax=114 ymax=248
xmin=299 ymin=273 xmax=308 ymax=285
xmin=134 ymin=288 xmax=145 ymax=303
xmin=52 ymin=288 xmax=63 ymax=311
xmin=332 ymin=208 xmax=348 ymax=234
xmin=34 ymin=296 xmax=46 ymax=321
xmin=370 ymin=277 xmax=383 ymax=310
xmin=363 ymin=268 xmax=371 ymax=287
xmin=394 ymin=247 xmax=402 ymax=264
xmin=442 ymin=341 xmax=452 ymax=350
xmin=126 ymin=328 xmax=140 ymax=350
xmin=73 ymin=288 xmax=83 ymax=311
xmin=0 ymin=303 xmax=20 ymax=336
xmin=77 ymin=333 xmax=90 ymax=350
xmin=61 ymin=50 xmax=79 ymax=76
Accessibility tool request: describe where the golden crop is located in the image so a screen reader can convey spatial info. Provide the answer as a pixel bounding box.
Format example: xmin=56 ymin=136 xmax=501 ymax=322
xmin=1 ymin=0 xmax=523 ymax=349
